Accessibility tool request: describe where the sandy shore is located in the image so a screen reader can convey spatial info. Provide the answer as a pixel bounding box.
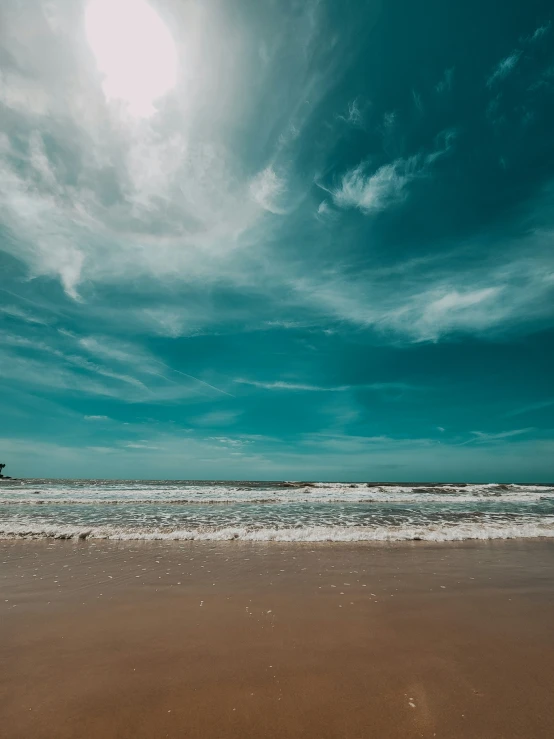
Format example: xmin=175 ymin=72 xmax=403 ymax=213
xmin=1 ymin=539 xmax=554 ymax=738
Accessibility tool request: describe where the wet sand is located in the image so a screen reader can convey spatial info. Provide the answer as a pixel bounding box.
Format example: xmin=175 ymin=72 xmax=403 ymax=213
xmin=1 ymin=539 xmax=554 ymax=738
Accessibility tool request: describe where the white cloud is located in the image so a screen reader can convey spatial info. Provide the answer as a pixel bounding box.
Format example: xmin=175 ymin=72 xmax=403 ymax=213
xmin=288 ymin=232 xmax=554 ymax=342
xmin=530 ymin=22 xmax=551 ymax=43
xmin=402 ymin=286 xmax=503 ymax=341
xmin=84 ymin=415 xmax=110 ymax=421
xmin=0 ymin=1 xmax=332 ymax=300
xmin=236 ymin=379 xmax=349 ymax=392
xmin=0 ymin=328 xmax=233 ymax=403
xmin=316 ymin=200 xmax=337 ymax=221
xmin=459 ymin=428 xmax=534 ymax=445
xmin=0 ymin=0 xmax=552 ymax=357
xmin=472 ymin=428 xmax=532 ymax=440
xmin=124 ymin=442 xmax=161 ymax=450
xmin=0 ymin=304 xmax=48 ymax=324
xmin=338 ymin=98 xmax=365 ymax=126
xmin=235 ymin=379 xmax=419 ymax=394
xmin=249 ymin=166 xmax=288 ymax=214
xmin=0 ymin=350 xmax=126 ymax=398
xmin=331 ymin=134 xmax=455 ymax=215
xmin=191 ymin=410 xmax=242 ymax=427
xmin=487 ymin=51 xmax=521 ymax=87
xmin=332 ymin=156 xmax=418 ymax=213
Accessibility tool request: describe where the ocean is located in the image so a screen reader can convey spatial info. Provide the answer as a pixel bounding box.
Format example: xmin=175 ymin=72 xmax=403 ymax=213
xmin=1 ymin=479 xmax=553 ymax=542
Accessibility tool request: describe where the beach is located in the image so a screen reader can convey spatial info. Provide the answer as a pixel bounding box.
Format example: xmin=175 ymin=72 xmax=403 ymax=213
xmin=2 ymin=539 xmax=554 ymax=738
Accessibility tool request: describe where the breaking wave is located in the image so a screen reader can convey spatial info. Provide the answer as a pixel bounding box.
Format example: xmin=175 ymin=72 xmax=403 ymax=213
xmin=1 ymin=520 xmax=554 ymax=542
xmin=2 ymin=479 xmax=553 ymax=544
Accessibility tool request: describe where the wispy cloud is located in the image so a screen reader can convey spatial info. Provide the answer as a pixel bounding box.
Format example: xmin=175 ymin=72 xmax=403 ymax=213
xmin=332 ymin=156 xmax=419 ymax=213
xmin=530 ymin=22 xmax=551 ymax=43
xmin=505 ymin=399 xmax=554 ymax=417
xmin=0 ymin=326 xmax=234 ymax=404
xmin=412 ymin=89 xmax=424 ymax=113
xmin=487 ymin=51 xmax=521 ymax=87
xmin=249 ymin=166 xmax=288 ymax=215
xmin=289 ymin=226 xmax=554 ymax=342
xmin=124 ymin=442 xmax=161 ymax=450
xmin=190 ymin=410 xmax=242 ymax=427
xmin=398 ymin=287 xmax=503 ymax=341
xmin=460 ymin=428 xmax=534 ymax=445
xmin=331 ymin=133 xmax=455 ymax=215
xmin=338 ymin=98 xmax=365 ymax=127
xmin=235 ymin=379 xmax=418 ymax=393
xmin=236 ymin=379 xmax=349 ymax=392
xmin=0 ymin=304 xmax=48 ymax=325
xmin=435 ymin=67 xmax=454 ymax=94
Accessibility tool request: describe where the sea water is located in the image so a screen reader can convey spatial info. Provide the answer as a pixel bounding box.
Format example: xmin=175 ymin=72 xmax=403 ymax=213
xmin=1 ymin=479 xmax=553 ymax=542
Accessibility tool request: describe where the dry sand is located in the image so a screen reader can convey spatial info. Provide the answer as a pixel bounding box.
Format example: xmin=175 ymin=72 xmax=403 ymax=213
xmin=1 ymin=539 xmax=554 ymax=738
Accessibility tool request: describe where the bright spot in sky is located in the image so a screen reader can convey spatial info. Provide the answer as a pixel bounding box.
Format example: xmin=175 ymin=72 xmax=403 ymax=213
xmin=85 ymin=0 xmax=178 ymax=117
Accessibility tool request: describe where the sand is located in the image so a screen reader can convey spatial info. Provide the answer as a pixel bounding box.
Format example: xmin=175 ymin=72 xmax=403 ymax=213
xmin=1 ymin=539 xmax=554 ymax=738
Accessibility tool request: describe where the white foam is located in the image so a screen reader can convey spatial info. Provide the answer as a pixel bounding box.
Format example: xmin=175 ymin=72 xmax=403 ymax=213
xmin=1 ymin=519 xmax=553 ymax=542
xmin=2 ymin=482 xmax=553 ymax=506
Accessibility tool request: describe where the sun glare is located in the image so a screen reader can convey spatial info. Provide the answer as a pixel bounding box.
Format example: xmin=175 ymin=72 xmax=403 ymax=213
xmin=85 ymin=0 xmax=178 ymax=117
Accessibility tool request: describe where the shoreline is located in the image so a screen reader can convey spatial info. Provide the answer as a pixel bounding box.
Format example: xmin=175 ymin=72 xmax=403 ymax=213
xmin=2 ymin=538 xmax=554 ymax=738
xmin=1 ymin=527 xmax=554 ymax=543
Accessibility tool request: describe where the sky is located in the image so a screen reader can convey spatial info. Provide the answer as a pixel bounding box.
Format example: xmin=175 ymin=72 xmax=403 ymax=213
xmin=1 ymin=0 xmax=553 ymax=481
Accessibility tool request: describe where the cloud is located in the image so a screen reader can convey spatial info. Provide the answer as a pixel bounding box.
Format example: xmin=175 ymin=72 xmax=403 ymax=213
xmin=0 ymin=1 xmax=334 ymax=300
xmin=0 ymin=125 xmax=261 ymax=299
xmin=315 ymin=200 xmax=338 ymax=221
xmin=78 ymin=335 xmax=234 ymax=397
xmin=331 ymin=133 xmax=455 ymax=215
xmin=4 ymin=429 xmax=554 ymax=481
xmin=288 ymin=225 xmax=554 ymax=342
xmin=505 ymin=399 xmax=554 ymax=417
xmin=236 ymin=379 xmax=349 ymax=392
xmin=235 ymin=379 xmax=418 ymax=394
xmin=0 ymin=0 xmax=553 ymax=379
xmin=0 ymin=0 xmax=344 ymax=313
xmin=0 ymin=350 xmax=128 ymax=398
xmin=249 ymin=166 xmax=288 ymax=214
xmin=190 ymin=410 xmax=241 ymax=427
xmin=124 ymin=442 xmax=161 ymax=450
xmin=400 ymin=287 xmax=503 ymax=341
xmin=208 ymin=436 xmax=250 ymax=447
xmin=530 ymin=22 xmax=551 ymax=43
xmin=338 ymin=98 xmax=365 ymax=126
xmin=78 ymin=337 xmax=145 ymax=365
xmin=0 ymin=304 xmax=48 ymax=325
xmin=84 ymin=415 xmax=110 ymax=421
xmin=461 ymin=428 xmax=534 ymax=445
xmin=331 ymin=156 xmax=419 ymax=213
xmin=412 ymin=89 xmax=424 ymax=113
xmin=0 ymin=327 xmax=234 ymax=403
xmin=435 ymin=67 xmax=454 ymax=94
xmin=487 ymin=51 xmax=521 ymax=87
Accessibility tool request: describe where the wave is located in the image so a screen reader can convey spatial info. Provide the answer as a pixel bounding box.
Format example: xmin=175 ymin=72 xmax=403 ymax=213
xmin=2 ymin=520 xmax=554 ymax=542
xmin=2 ymin=490 xmax=553 ymax=505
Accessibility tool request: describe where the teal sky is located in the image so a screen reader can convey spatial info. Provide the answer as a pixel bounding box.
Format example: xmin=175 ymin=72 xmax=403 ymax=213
xmin=1 ymin=0 xmax=553 ymax=481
